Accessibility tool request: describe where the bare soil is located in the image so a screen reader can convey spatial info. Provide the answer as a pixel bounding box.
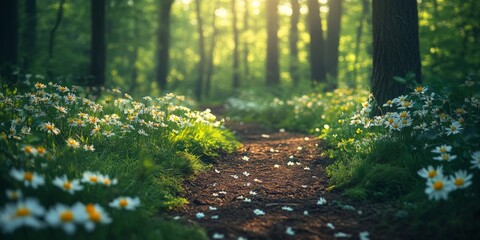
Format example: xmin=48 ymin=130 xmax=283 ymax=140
xmin=172 ymin=120 xmax=405 ymax=240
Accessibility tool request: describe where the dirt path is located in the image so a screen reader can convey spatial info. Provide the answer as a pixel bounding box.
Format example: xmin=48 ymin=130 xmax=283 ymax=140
xmin=172 ymin=121 xmax=397 ymax=240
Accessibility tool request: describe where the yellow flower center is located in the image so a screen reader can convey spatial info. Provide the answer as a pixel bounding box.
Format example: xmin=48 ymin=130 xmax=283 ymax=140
xmin=442 ymin=154 xmax=449 ymax=161
xmin=427 ymin=170 xmax=436 ymax=178
xmin=400 ymin=112 xmax=408 ymax=118
xmin=89 ymin=211 xmax=101 ymax=222
xmin=454 ymin=178 xmax=464 ymax=187
xmin=89 ymin=176 xmax=97 ymax=183
xmin=403 ymin=101 xmax=410 ymax=107
xmin=60 ymin=211 xmax=74 ymax=222
xmin=24 ymin=146 xmax=34 ymax=154
xmin=415 ymin=86 xmax=423 ymax=92
xmin=63 ymin=181 xmax=72 ymax=190
xmin=46 ymin=124 xmax=54 ymax=131
xmin=16 ymin=207 xmax=31 ymax=217
xmin=119 ymin=199 xmax=128 ymax=207
xmin=455 ymin=108 xmax=464 ymax=114
xmin=85 ymin=204 xmax=95 ymax=213
xmin=103 ymin=179 xmax=111 ymax=185
xmin=450 ymin=126 xmax=457 ymax=131
xmin=24 ymin=172 xmax=33 ymax=181
xmin=37 ymin=147 xmax=46 ymax=154
xmin=386 ymin=100 xmax=392 ymax=105
xmin=440 ymin=147 xmax=447 ymax=153
xmin=433 ymin=181 xmax=443 ymax=190
xmin=388 ymin=118 xmax=394 ymax=124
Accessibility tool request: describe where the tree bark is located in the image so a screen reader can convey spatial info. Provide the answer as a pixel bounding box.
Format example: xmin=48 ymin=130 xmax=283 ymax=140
xmin=156 ymin=0 xmax=174 ymax=92
xmin=326 ymin=0 xmax=342 ymax=83
xmin=232 ymin=0 xmax=240 ymax=91
xmin=47 ymin=0 xmax=66 ymax=80
xmin=289 ymin=0 xmax=300 ymax=86
xmin=371 ymin=0 xmax=422 ymax=109
xmin=0 ymin=0 xmax=18 ymax=84
xmin=194 ymin=0 xmax=205 ymax=100
xmin=90 ymin=0 xmax=106 ymax=88
xmin=266 ymin=0 xmax=280 ymax=87
xmin=307 ymin=0 xmax=327 ymax=86
xmin=23 ymin=0 xmax=37 ymax=71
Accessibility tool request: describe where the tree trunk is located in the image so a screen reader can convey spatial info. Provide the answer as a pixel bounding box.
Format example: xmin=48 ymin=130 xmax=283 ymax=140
xmin=47 ymin=0 xmax=66 ymax=80
xmin=371 ymin=0 xmax=422 ymax=109
xmin=23 ymin=0 xmax=37 ymax=71
xmin=243 ymin=0 xmax=250 ymax=79
xmin=307 ymin=0 xmax=327 ymax=86
xmin=156 ymin=0 xmax=174 ymax=92
xmin=326 ymin=0 xmax=342 ymax=84
xmin=130 ymin=13 xmax=139 ymax=93
xmin=266 ymin=0 xmax=280 ymax=87
xmin=232 ymin=0 xmax=240 ymax=91
xmin=352 ymin=0 xmax=369 ymax=86
xmin=289 ymin=0 xmax=300 ymax=86
xmin=194 ymin=0 xmax=205 ymax=101
xmin=90 ymin=0 xmax=106 ymax=88
xmin=0 ymin=0 xmax=18 ymax=85
xmin=205 ymin=1 xmax=219 ymax=99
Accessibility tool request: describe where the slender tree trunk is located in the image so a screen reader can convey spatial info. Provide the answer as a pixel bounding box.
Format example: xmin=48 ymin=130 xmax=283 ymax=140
xmin=243 ymin=0 xmax=250 ymax=79
xmin=371 ymin=0 xmax=422 ymax=109
xmin=352 ymin=0 xmax=369 ymax=86
xmin=130 ymin=13 xmax=139 ymax=93
xmin=0 ymin=0 xmax=18 ymax=84
xmin=266 ymin=0 xmax=280 ymax=87
xmin=195 ymin=0 xmax=205 ymax=100
xmin=90 ymin=0 xmax=106 ymax=89
xmin=23 ymin=0 xmax=37 ymax=71
xmin=156 ymin=0 xmax=174 ymax=92
xmin=326 ymin=0 xmax=342 ymax=85
xmin=232 ymin=0 xmax=240 ymax=91
xmin=289 ymin=0 xmax=300 ymax=86
xmin=307 ymin=0 xmax=327 ymax=86
xmin=205 ymin=1 xmax=219 ymax=99
xmin=47 ymin=0 xmax=66 ymax=80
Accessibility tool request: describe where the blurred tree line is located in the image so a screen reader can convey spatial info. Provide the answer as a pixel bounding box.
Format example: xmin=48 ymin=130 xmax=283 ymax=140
xmin=0 ymin=0 xmax=478 ymax=101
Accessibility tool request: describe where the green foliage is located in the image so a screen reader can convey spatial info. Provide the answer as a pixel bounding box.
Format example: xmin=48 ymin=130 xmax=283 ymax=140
xmin=0 ymin=76 xmax=238 ymax=239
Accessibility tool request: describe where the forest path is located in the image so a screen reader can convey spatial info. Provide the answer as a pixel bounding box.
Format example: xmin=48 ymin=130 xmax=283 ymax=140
xmin=173 ymin=119 xmax=394 ymax=240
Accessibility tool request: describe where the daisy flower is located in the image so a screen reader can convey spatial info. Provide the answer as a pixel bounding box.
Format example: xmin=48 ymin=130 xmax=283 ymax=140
xmin=317 ymin=197 xmax=327 ymax=205
xmin=45 ymin=203 xmax=88 ymax=235
xmin=431 ymin=145 xmax=452 ymax=154
xmin=52 ymin=175 xmax=84 ymax=194
xmin=81 ymin=171 xmax=102 ymax=185
xmin=253 ymin=209 xmax=265 ymax=216
xmin=36 ymin=146 xmax=47 ymax=156
xmin=470 ymin=151 xmax=480 ymax=169
xmin=196 ymin=212 xmax=205 ymax=219
xmin=433 ymin=153 xmax=457 ymax=162
xmin=0 ymin=198 xmax=45 ymax=233
xmin=425 ymin=176 xmax=453 ymax=201
xmin=22 ymin=145 xmax=38 ymax=156
xmin=10 ymin=169 xmax=45 ymax=188
xmin=445 ymin=121 xmax=462 ymax=135
xmin=285 ymin=226 xmax=295 ymax=236
xmin=417 ymin=165 xmax=443 ymax=179
xmin=450 ymin=170 xmax=473 ymax=189
xmin=83 ymin=203 xmax=112 ymax=232
xmin=41 ymin=122 xmax=60 ymax=135
xmin=6 ymin=189 xmax=23 ymax=201
xmin=66 ymin=138 xmax=80 ymax=149
xmin=99 ymin=175 xmax=118 ymax=187
xmin=109 ymin=197 xmax=140 ymax=211
xmin=83 ymin=144 xmax=95 ymax=152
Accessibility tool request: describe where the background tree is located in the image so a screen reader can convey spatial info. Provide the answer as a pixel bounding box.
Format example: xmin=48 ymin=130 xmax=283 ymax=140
xmin=243 ymin=0 xmax=250 ymax=79
xmin=205 ymin=1 xmax=219 ymax=98
xmin=232 ymin=0 xmax=240 ymax=91
xmin=289 ymin=0 xmax=300 ymax=86
xmin=352 ymin=0 xmax=370 ymax=87
xmin=0 ymin=0 xmax=19 ymax=84
xmin=266 ymin=0 xmax=279 ymax=87
xmin=371 ymin=0 xmax=422 ymax=108
xmin=326 ymin=0 xmax=342 ymax=83
xmin=23 ymin=0 xmax=37 ymax=71
xmin=194 ymin=0 xmax=205 ymax=100
xmin=90 ymin=0 xmax=106 ymax=89
xmin=307 ymin=0 xmax=327 ymax=86
xmin=156 ymin=0 xmax=175 ymax=92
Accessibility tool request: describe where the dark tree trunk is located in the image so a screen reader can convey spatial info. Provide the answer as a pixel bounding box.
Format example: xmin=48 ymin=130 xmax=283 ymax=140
xmin=23 ymin=0 xmax=37 ymax=71
xmin=307 ymin=0 xmax=327 ymax=86
xmin=205 ymin=1 xmax=219 ymax=98
xmin=266 ymin=0 xmax=280 ymax=87
xmin=371 ymin=0 xmax=422 ymax=109
xmin=352 ymin=0 xmax=369 ymax=86
xmin=289 ymin=0 xmax=300 ymax=86
xmin=90 ymin=0 xmax=106 ymax=88
xmin=326 ymin=0 xmax=342 ymax=83
xmin=156 ymin=0 xmax=174 ymax=92
xmin=47 ymin=0 xmax=66 ymax=80
xmin=195 ymin=0 xmax=205 ymax=101
xmin=0 ymin=0 xmax=18 ymax=84
xmin=243 ymin=0 xmax=249 ymax=79
xmin=232 ymin=0 xmax=240 ymax=91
